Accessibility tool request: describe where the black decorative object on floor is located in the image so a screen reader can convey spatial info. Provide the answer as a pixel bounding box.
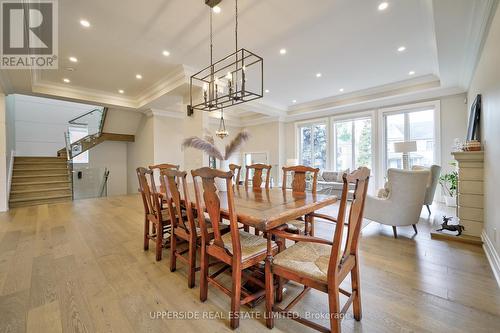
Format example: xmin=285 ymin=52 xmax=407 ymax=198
xmin=436 ymin=216 xmax=465 ymax=236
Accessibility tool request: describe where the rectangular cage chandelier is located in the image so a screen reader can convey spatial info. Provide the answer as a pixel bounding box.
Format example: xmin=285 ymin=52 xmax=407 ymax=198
xmin=187 ymin=0 xmax=263 ymax=115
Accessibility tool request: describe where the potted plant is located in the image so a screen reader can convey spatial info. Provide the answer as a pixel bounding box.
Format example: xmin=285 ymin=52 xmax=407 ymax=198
xmin=439 ymin=162 xmax=458 ymax=207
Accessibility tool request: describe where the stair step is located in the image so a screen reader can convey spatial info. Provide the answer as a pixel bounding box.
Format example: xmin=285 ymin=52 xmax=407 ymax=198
xmin=9 ymin=193 xmax=72 ymax=203
xmin=13 ymin=174 xmax=69 ymax=178
xmin=14 ymin=167 xmax=67 ymax=171
xmin=12 ymin=175 xmax=70 ymax=183
xmin=9 ymin=195 xmax=72 ymax=208
xmin=11 ymin=187 xmax=70 ymax=194
xmin=11 ymin=181 xmax=71 ymax=191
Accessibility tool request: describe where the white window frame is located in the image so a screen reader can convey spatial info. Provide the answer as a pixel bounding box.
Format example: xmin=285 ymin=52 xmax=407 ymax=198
xmin=377 ymin=100 xmax=441 ymax=187
xmin=294 ymin=118 xmax=330 ymax=169
xmin=331 ymin=111 xmax=376 ymax=173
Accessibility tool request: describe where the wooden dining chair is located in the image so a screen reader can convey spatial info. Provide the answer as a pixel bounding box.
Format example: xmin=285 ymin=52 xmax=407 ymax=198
xmin=191 ymin=167 xmax=279 ymax=329
xmin=136 ymin=167 xmax=171 ymax=261
xmin=265 ymin=167 xmax=370 ymax=333
xmin=161 ymin=168 xmax=229 ymax=288
xmin=281 ymin=165 xmax=320 ymax=235
xmin=244 ymin=163 xmax=272 ymax=189
xmin=229 ymin=163 xmax=242 ymax=185
xmin=149 ymin=163 xmax=179 ymax=193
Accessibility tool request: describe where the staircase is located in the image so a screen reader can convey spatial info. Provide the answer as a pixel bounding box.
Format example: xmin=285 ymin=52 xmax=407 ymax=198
xmin=9 ymin=157 xmax=72 ymax=208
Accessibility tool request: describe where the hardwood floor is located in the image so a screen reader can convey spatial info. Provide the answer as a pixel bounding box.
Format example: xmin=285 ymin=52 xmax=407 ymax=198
xmin=0 ymin=194 xmax=499 ymax=332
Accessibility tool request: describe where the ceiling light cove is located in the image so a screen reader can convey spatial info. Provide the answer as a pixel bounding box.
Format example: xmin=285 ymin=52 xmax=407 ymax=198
xmin=69 ymin=56 xmax=78 ymax=63
xmin=280 ymin=48 xmax=287 ymax=55
xmin=118 ymin=89 xmax=124 ymax=94
xmin=212 ymin=5 xmax=221 ymax=14
xmin=135 ymin=74 xmax=143 ymax=79
xmin=162 ymin=50 xmax=170 ymax=57
xmin=378 ymin=2 xmax=389 ymax=11
xmin=80 ymin=19 xmax=90 ymax=27
xmin=397 ymin=46 xmax=406 ymax=52
xmin=408 ymin=70 xmax=415 ymax=75
xmin=316 ymin=73 xmax=322 ymax=78
xmin=63 ymin=78 xmax=70 ymax=83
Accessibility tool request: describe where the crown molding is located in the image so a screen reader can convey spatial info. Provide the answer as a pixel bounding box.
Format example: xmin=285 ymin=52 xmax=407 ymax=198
xmin=284 ymin=85 xmax=465 ymax=123
xmin=146 ymin=107 xmax=185 ymax=119
xmin=460 ymin=0 xmax=499 ymax=90
xmin=135 ymin=65 xmax=189 ymax=107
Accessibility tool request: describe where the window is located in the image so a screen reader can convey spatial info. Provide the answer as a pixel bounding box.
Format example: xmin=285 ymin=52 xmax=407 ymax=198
xmin=69 ymin=126 xmax=89 ymax=164
xmin=334 ymin=118 xmax=372 ymax=171
xmin=298 ymin=122 xmax=327 ymax=169
xmin=385 ymin=109 xmax=435 ymax=170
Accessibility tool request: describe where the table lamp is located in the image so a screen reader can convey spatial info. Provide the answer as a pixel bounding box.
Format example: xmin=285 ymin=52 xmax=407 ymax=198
xmin=393 ymin=141 xmax=417 ymax=169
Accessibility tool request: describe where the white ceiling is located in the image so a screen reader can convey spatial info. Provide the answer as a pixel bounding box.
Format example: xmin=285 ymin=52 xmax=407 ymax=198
xmin=0 ymin=0 xmax=496 ymax=122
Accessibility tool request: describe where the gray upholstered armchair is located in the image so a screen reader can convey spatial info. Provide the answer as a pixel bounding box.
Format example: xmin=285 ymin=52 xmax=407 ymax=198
xmin=412 ymin=165 xmax=441 ymax=214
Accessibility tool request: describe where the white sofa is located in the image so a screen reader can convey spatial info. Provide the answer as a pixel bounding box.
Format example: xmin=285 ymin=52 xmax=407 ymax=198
xmin=364 ymin=168 xmax=430 ymax=238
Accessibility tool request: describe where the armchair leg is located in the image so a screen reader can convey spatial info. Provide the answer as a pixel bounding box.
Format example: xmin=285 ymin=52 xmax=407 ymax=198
xmin=426 ymin=204 xmax=431 ymax=215
xmin=392 ymin=226 xmax=398 ymax=239
xmin=412 ymin=224 xmax=418 ymax=234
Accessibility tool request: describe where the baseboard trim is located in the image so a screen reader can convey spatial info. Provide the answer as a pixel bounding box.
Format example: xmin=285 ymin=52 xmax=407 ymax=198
xmin=481 ymin=230 xmax=500 ymax=288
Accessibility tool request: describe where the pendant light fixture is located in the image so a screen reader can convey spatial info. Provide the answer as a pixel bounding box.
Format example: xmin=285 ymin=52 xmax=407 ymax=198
xmin=215 ymin=108 xmax=229 ymax=139
xmin=187 ymin=0 xmax=263 ymax=116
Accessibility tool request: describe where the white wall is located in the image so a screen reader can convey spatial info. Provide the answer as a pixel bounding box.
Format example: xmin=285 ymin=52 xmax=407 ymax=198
xmin=87 ymin=141 xmax=128 ymax=196
xmin=468 ymin=3 xmax=500 ymax=257
xmin=127 ymin=114 xmax=154 ymax=194
xmin=0 ymin=93 xmax=7 ymax=211
xmin=153 ymin=115 xmax=184 ymax=168
xmin=12 ymin=94 xmax=99 ymax=156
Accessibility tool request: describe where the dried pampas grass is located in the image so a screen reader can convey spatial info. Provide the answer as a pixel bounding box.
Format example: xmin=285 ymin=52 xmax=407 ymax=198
xmin=224 ymin=131 xmax=250 ymax=160
xmin=182 ymin=130 xmax=250 ymax=161
xmin=182 ymin=136 xmax=223 ymax=160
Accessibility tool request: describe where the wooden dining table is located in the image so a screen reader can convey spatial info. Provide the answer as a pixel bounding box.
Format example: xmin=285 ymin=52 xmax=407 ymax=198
xmin=182 ymin=185 xmax=338 ymax=232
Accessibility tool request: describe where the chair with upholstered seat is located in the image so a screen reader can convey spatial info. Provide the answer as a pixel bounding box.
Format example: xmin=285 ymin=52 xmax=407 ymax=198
xmin=136 ymin=167 xmax=171 ymax=261
xmin=412 ymin=164 xmax=441 ymax=214
xmin=281 ymin=165 xmax=320 ymax=235
xmin=265 ymin=167 xmax=370 ymax=332
xmin=365 ymin=168 xmax=430 ymax=238
xmin=192 ymin=167 xmax=278 ymax=329
xmin=161 ymin=168 xmax=229 ymax=288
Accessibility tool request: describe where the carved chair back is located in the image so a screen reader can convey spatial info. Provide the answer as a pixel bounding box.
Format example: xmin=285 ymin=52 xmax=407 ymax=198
xmin=136 ymin=167 xmax=163 ymax=223
xmin=161 ymin=169 xmax=196 ymax=234
xmin=245 ymin=163 xmax=272 ymax=189
xmin=149 ymin=163 xmax=179 ymax=193
xmin=282 ymin=165 xmax=320 ymax=194
xmin=229 ymin=163 xmax=242 ymax=185
xmin=191 ymin=167 xmax=242 ymax=260
xmin=327 ymin=167 xmax=370 ymax=284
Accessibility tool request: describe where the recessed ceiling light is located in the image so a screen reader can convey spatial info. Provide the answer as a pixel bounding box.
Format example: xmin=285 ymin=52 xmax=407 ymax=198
xmin=69 ymin=56 xmax=78 ymax=63
xmin=316 ymin=73 xmax=322 ymax=78
xmin=136 ymin=74 xmax=142 ymax=79
xmin=212 ymin=5 xmax=221 ymax=13
xmin=409 ymin=70 xmax=415 ymax=75
xmin=162 ymin=50 xmax=170 ymax=57
xmin=80 ymin=19 xmax=90 ymax=28
xmin=118 ymin=89 xmax=124 ymax=94
xmin=339 ymin=88 xmax=344 ymax=92
xmin=378 ymin=2 xmax=389 ymax=11
xmin=397 ymin=46 xmax=406 ymax=52
xmin=265 ymin=89 xmax=270 ymax=93
xmin=280 ymin=48 xmax=287 ymax=55
xmin=292 ymin=99 xmax=297 ymax=103
xmin=63 ymin=78 xmax=70 ymax=83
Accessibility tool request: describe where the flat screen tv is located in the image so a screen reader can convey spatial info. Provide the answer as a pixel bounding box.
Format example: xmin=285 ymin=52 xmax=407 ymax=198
xmin=467 ymin=94 xmax=481 ymax=141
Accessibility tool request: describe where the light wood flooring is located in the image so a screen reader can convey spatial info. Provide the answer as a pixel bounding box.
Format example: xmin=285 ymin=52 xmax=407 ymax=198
xmin=0 ymin=194 xmax=499 ymax=332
